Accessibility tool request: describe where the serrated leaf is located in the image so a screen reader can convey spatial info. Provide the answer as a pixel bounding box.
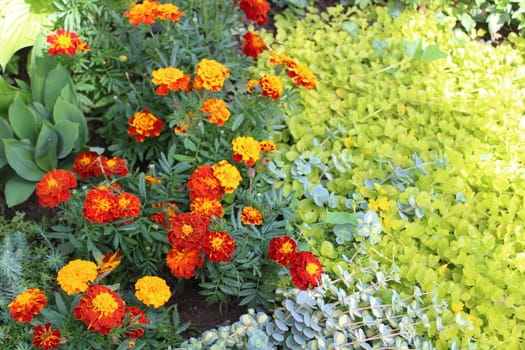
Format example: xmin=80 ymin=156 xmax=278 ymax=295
xmin=4 ymin=138 xmax=45 ymax=180
xmin=4 ymin=173 xmax=35 ymax=207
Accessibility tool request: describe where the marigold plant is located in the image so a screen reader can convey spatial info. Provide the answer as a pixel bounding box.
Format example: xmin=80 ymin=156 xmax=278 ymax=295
xmin=150 ymin=201 xmax=180 ymax=229
xmin=287 ymin=63 xmax=317 ymax=90
xmin=268 ymin=236 xmax=297 ymax=266
xmin=101 ymin=156 xmax=129 ymax=177
xmin=190 ymin=197 xmax=224 ymax=220
xmin=134 ymin=276 xmax=171 ymax=308
xmin=187 ymin=165 xmax=224 ymax=201
xmin=82 ymin=188 xmax=118 ymax=223
xmin=193 ymin=58 xmax=230 ymax=92
xmin=232 ymin=136 xmax=262 ymax=166
xmin=35 ymin=169 xmax=77 ymax=207
xmin=128 ymin=109 xmax=164 ymax=142
xmin=212 ymin=160 xmax=243 ymax=194
xmin=241 ymin=206 xmax=263 ymax=225
xmin=203 ymin=231 xmax=236 ymax=263
xmin=123 ymin=306 xmax=148 ymax=339
xmin=151 ymin=67 xmax=191 ymax=95
xmin=32 ymin=323 xmax=61 ymax=350
xmin=46 ymin=29 xmax=90 ymax=56
xmin=200 ymin=98 xmax=231 ymax=126
xmin=259 ymin=140 xmax=276 ymax=152
xmin=289 ymin=251 xmax=323 ymax=290
xmin=124 ymin=0 xmax=184 ymax=25
xmin=242 ymin=32 xmax=267 ymax=58
xmin=57 ymin=259 xmax=99 ymax=295
xmin=166 ymin=245 xmax=204 ymax=279
xmin=73 ymin=151 xmax=103 ymax=179
xmin=167 ymin=212 xmax=209 ymax=250
xmin=8 ymin=288 xmax=47 ymax=323
xmin=259 ymin=74 xmax=283 ymax=99
xmin=238 ymin=0 xmax=270 ymax=25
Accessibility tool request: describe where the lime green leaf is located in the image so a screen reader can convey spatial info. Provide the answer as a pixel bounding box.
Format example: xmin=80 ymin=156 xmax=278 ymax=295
xmin=401 ymin=38 xmax=423 ymax=59
xmin=8 ymin=94 xmax=39 ymax=142
xmin=420 ymin=45 xmax=448 ymax=62
xmin=320 ymin=240 xmax=337 ymax=258
xmin=3 ymin=138 xmax=45 ymax=181
xmin=35 ymin=120 xmax=58 ymax=171
xmin=4 ymin=173 xmax=35 ymax=207
xmin=325 ymin=210 xmax=357 ymax=225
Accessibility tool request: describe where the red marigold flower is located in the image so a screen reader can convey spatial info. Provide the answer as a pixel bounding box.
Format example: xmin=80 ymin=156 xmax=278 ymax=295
xmin=73 ymin=151 xmax=104 ymax=179
xmin=268 ymin=236 xmax=297 ymax=266
xmin=83 ymin=188 xmax=118 ymax=223
xmin=259 ymin=74 xmax=283 ymax=99
xmin=242 ymin=32 xmax=267 ymax=58
xmin=287 ymin=63 xmax=316 ymax=90
xmin=190 ymin=197 xmax=224 ymax=220
xmin=203 ymin=231 xmax=236 ymax=263
xmin=150 ymin=201 xmax=180 ymax=229
xmin=166 ymin=245 xmax=204 ymax=279
xmin=241 ymin=206 xmax=263 ymax=225
xmin=73 ymin=285 xmax=126 ymax=334
xmin=124 ymin=0 xmax=160 ymax=26
xmin=32 ymin=323 xmax=61 ymax=350
xmin=187 ymin=165 xmax=224 ymax=201
xmin=123 ymin=306 xmax=148 ymax=339
xmin=8 ymin=288 xmax=47 ymax=323
xmin=102 ymin=156 xmax=129 ymax=177
xmin=151 ymin=67 xmax=191 ymax=95
xmin=114 ymin=192 xmax=141 ymax=221
xmin=156 ymin=3 xmax=185 ymax=22
xmin=35 ymin=169 xmax=77 ymax=207
xmin=46 ymin=29 xmax=90 ymax=56
xmin=193 ymin=59 xmax=230 ymax=92
xmin=239 ymin=0 xmax=270 ymax=25
xmin=289 ymin=251 xmax=323 ymax=290
xmin=200 ymin=98 xmax=231 ymax=126
xmin=128 ymin=109 xmax=164 ymax=142
xmin=232 ymin=136 xmax=261 ymax=166
xmin=211 ymin=160 xmax=243 ymax=194
xmin=167 ymin=212 xmax=209 ymax=249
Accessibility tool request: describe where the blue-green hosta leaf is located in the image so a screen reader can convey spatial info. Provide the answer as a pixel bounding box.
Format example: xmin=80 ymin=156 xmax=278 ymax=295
xmin=34 ymin=120 xmax=58 ymax=171
xmin=8 ymin=94 xmax=39 ymax=142
xmin=0 ymin=76 xmax=30 ymax=116
xmin=4 ymin=173 xmax=36 ymax=207
xmin=3 ymin=138 xmax=45 ymax=181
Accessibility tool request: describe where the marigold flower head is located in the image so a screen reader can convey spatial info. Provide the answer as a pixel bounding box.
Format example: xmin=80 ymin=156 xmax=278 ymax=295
xmin=83 ymin=188 xmax=118 ymax=223
xmin=32 ymin=323 xmax=61 ymax=350
xmin=46 ymin=29 xmax=90 ymax=56
xmin=246 ymin=79 xmax=259 ymax=93
xmin=259 ymin=140 xmax=276 ymax=152
xmin=150 ymin=201 xmax=180 ymax=229
xmin=174 ymin=115 xmax=192 ymax=135
xmin=74 ymin=151 xmax=104 ymax=179
xmin=289 ymin=251 xmax=323 ymax=290
xmin=200 ymin=98 xmax=231 ymax=126
xmin=241 ymin=206 xmax=263 ymax=225
xmin=187 ymin=165 xmax=224 ymax=201
xmin=124 ymin=0 xmax=160 ymax=26
xmin=190 ymin=197 xmax=224 ymax=220
xmin=193 ymin=59 xmax=230 ymax=92
xmin=268 ymin=236 xmax=297 ymax=266
xmin=166 ymin=246 xmax=204 ymax=279
xmin=152 ymin=67 xmax=191 ymax=95
xmin=8 ymin=288 xmax=47 ymax=323
xmin=74 ymin=285 xmax=126 ymax=334
xmin=102 ymin=156 xmax=129 ymax=177
xmin=242 ymin=32 xmax=267 ymax=58
xmin=57 ymin=259 xmax=99 ymax=295
xmin=128 ymin=109 xmax=164 ymax=142
xmin=155 ymin=3 xmax=185 ymax=21
xmin=134 ymin=276 xmax=171 ymax=308
xmin=144 ymin=175 xmax=162 ymax=184
xmin=114 ymin=192 xmax=142 ymax=221
xmin=232 ymin=136 xmax=261 ymax=166
xmin=124 ymin=306 xmax=148 ymax=339
xmin=268 ymin=50 xmax=296 ymax=67
xmin=96 ymin=250 xmax=121 ymax=277
xmin=167 ymin=212 xmax=209 ymax=249
xmin=259 ymin=74 xmax=283 ymax=100
xmin=212 ymin=160 xmax=242 ymax=194
xmin=35 ymin=169 xmax=77 ymax=207
xmin=287 ymin=63 xmax=316 ymax=90
xmin=239 ymin=0 xmax=270 ymax=25
xmin=203 ymin=231 xmax=236 ymax=263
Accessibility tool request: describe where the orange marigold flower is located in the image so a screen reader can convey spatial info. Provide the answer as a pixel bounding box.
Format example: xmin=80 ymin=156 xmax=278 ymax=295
xmin=239 ymin=0 xmax=270 ymax=25
xmin=166 ymin=245 xmax=204 ymax=279
xmin=232 ymin=136 xmax=261 ymax=166
xmin=150 ymin=201 xmax=179 ymax=229
xmin=102 ymin=156 xmax=129 ymax=177
xmin=200 ymin=98 xmax=231 ymax=126
xmin=268 ymin=236 xmax=297 ymax=266
xmin=167 ymin=212 xmax=209 ymax=249
xmin=73 ymin=151 xmax=103 ymax=179
xmin=46 ymin=29 xmax=90 ymax=56
xmin=115 ymin=191 xmax=142 ymax=220
xmin=134 ymin=276 xmax=171 ymax=308
xmin=124 ymin=306 xmax=148 ymax=339
xmin=32 ymin=323 xmax=61 ymax=350
xmin=193 ymin=59 xmax=230 ymax=92
xmin=242 ymin=32 xmax=267 ymax=58
xmin=83 ymin=188 xmax=118 ymax=223
xmin=241 ymin=206 xmax=263 ymax=225
xmin=151 ymin=67 xmax=191 ymax=95
xmin=190 ymin=197 xmax=224 ymax=220
xmin=124 ymin=0 xmax=160 ymax=26
xmin=288 ymin=63 xmax=316 ymax=90
xmin=96 ymin=250 xmax=121 ymax=277
xmin=35 ymin=169 xmax=77 ymax=207
xmin=156 ymin=3 xmax=185 ymax=21
xmin=128 ymin=109 xmax=164 ymax=142
xmin=203 ymin=231 xmax=236 ymax=263
xmin=212 ymin=160 xmax=242 ymax=194
xmin=174 ymin=119 xmax=190 ymax=135
xmin=187 ymin=165 xmax=224 ymax=201
xmin=259 ymin=140 xmax=276 ymax=152
xmin=74 ymin=285 xmax=126 ymax=334
xmin=259 ymin=74 xmax=283 ymax=99
xmin=289 ymin=251 xmax=323 ymax=290
xmin=8 ymin=288 xmax=47 ymax=323
xmin=57 ymin=259 xmax=99 ymax=295
xmin=246 ymin=79 xmax=259 ymax=93
xmin=268 ymin=50 xmax=296 ymax=67
xmin=144 ymin=175 xmax=162 ymax=184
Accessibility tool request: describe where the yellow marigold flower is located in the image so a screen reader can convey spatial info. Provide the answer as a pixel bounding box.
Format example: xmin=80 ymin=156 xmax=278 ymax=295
xmin=128 ymin=109 xmax=164 ymax=142
xmin=287 ymin=63 xmax=316 ymax=90
xmin=259 ymin=74 xmax=283 ymax=99
xmin=200 ymin=98 xmax=231 ymax=126
xmin=232 ymin=136 xmax=261 ymax=166
xmin=151 ymin=67 xmax=190 ymax=95
xmin=124 ymin=0 xmax=160 ymax=26
xmin=246 ymin=79 xmax=259 ymax=93
xmin=156 ymin=3 xmax=184 ymax=22
xmin=241 ymin=206 xmax=263 ymax=225
xmin=451 ymin=301 xmax=464 ymax=313
xmin=57 ymin=259 xmax=98 ymax=295
xmin=268 ymin=50 xmax=296 ymax=67
xmin=193 ymin=59 xmax=230 ymax=92
xmin=212 ymin=160 xmax=242 ymax=194
xmin=135 ymin=276 xmax=171 ymax=308
xmin=259 ymin=140 xmax=276 ymax=152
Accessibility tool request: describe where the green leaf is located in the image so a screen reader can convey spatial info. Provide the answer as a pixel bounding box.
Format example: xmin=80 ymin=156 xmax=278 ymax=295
xmin=53 ymin=96 xmax=88 ymax=148
xmin=8 ymin=94 xmax=39 ymax=142
xmin=3 ymin=138 xmax=45 ymax=181
xmin=487 ymin=12 xmax=509 ymax=37
xmin=54 ymin=120 xmax=79 ymax=159
xmin=341 ymin=22 xmax=358 ymax=37
xmin=320 ymin=240 xmax=337 ymax=258
xmin=0 ymin=118 xmax=13 ymax=167
xmin=0 ymin=76 xmax=30 ymax=116
xmin=34 ymin=120 xmax=58 ymax=171
xmin=44 ymin=65 xmax=74 ymax=110
xmin=325 ymin=210 xmax=357 ymax=225
xmin=420 ymin=45 xmax=448 ymax=62
xmin=30 ymin=34 xmax=57 ymax=104
xmin=401 ymin=38 xmax=423 ymax=59
xmin=4 ymin=173 xmax=35 ymax=207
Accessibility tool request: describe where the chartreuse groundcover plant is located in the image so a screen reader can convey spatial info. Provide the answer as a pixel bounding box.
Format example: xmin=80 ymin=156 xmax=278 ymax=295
xmin=256 ymin=3 xmax=525 ymax=349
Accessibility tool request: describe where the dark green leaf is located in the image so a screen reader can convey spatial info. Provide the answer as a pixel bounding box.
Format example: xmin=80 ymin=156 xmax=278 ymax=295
xmin=4 ymin=173 xmax=35 ymax=207
xmin=44 ymin=65 xmax=73 ymax=110
xmin=8 ymin=94 xmax=39 ymax=142
xmin=54 ymin=120 xmax=79 ymax=159
xmin=4 ymin=138 xmax=45 ymax=180
xmin=34 ymin=120 xmax=58 ymax=171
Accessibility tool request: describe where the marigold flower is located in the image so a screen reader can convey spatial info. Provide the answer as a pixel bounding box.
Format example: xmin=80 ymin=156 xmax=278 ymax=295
xmin=246 ymin=79 xmax=259 ymax=93
xmin=46 ymin=29 xmax=90 ymax=56
xmin=124 ymin=0 xmax=160 ymax=26
xmin=241 ymin=206 xmax=263 ymax=225
xmin=134 ymin=276 xmax=171 ymax=308
xmin=73 ymin=151 xmax=103 ymax=179
xmin=287 ymin=63 xmax=316 ymax=90
xmin=232 ymin=136 xmax=261 ymax=166
xmin=193 ymin=59 xmax=230 ymax=92
xmin=212 ymin=160 xmax=242 ymax=194
xmin=242 ymin=32 xmax=267 ymax=58
xmin=96 ymin=250 xmax=121 ymax=276
xmin=74 ymin=284 xmax=126 ymax=334
xmin=200 ymin=98 xmax=231 ymax=126
xmin=259 ymin=140 xmax=276 ymax=152
xmin=151 ymin=67 xmax=191 ymax=95
xmin=289 ymin=251 xmax=323 ymax=290
xmin=187 ymin=165 xmax=224 ymax=201
xmin=174 ymin=119 xmax=190 ymax=135
xmin=144 ymin=175 xmax=162 ymax=184
xmin=35 ymin=169 xmax=77 ymax=207
xmin=190 ymin=197 xmax=224 ymax=220
xmin=167 ymin=212 xmax=209 ymax=249
xmin=268 ymin=236 xmax=297 ymax=266
xmin=268 ymin=50 xmax=296 ymax=67
xmin=32 ymin=323 xmax=61 ymax=350
xmin=83 ymin=188 xmax=118 ymax=223
xmin=123 ymin=306 xmax=148 ymax=339
xmin=239 ymin=0 xmax=270 ymax=25
xmin=150 ymin=201 xmax=179 ymax=229
xmin=128 ymin=109 xmax=164 ymax=142
xmin=8 ymin=288 xmax=47 ymax=323
xmin=57 ymin=259 xmax=99 ymax=295
xmin=203 ymin=231 xmax=236 ymax=263
xmin=259 ymin=74 xmax=283 ymax=99
xmin=166 ymin=246 xmax=204 ymax=279
xmin=156 ymin=3 xmax=185 ymax=21
xmin=102 ymin=156 xmax=129 ymax=177
xmin=115 ymin=192 xmax=142 ymax=220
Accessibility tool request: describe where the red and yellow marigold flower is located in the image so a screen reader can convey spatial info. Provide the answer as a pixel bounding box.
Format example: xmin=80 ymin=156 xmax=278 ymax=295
xmin=259 ymin=140 xmax=276 ymax=152
xmin=83 ymin=188 xmax=118 ymax=223
xmin=242 ymin=32 xmax=267 ymax=58
xmin=8 ymin=288 xmax=47 ymax=323
xmin=193 ymin=59 xmax=230 ymax=92
xmin=32 ymin=323 xmax=61 ymax=350
xmin=124 ymin=0 xmax=160 ymax=26
xmin=268 ymin=236 xmax=297 ymax=266
xmin=115 ymin=192 xmax=142 ymax=221
xmin=288 ymin=63 xmax=316 ymax=90
xmin=200 ymin=98 xmax=231 ymax=126
xmin=166 ymin=245 xmax=204 ymax=279
xmin=268 ymin=50 xmax=296 ymax=67
xmin=74 ymin=284 xmax=126 ymax=334
xmin=187 ymin=165 xmax=224 ymax=201
xmin=124 ymin=306 xmax=148 ymax=339
xmin=57 ymin=259 xmax=99 ymax=295
xmin=289 ymin=251 xmax=323 ymax=290
xmin=259 ymin=74 xmax=283 ymax=99
xmin=174 ymin=117 xmax=191 ymax=135
xmin=128 ymin=109 xmax=164 ymax=142
xmin=190 ymin=197 xmax=224 ymax=220
xmin=145 ymin=175 xmax=162 ymax=184
xmin=212 ymin=160 xmax=242 ymax=194
xmin=102 ymin=156 xmax=129 ymax=177
xmin=151 ymin=67 xmax=191 ymax=95
xmin=203 ymin=231 xmax=236 ymax=263
xmin=134 ymin=276 xmax=171 ymax=308
xmin=246 ymin=79 xmax=259 ymax=93
xmin=46 ymin=29 xmax=89 ymax=56
xmin=167 ymin=212 xmax=209 ymax=249
xmin=150 ymin=201 xmax=179 ymax=229
xmin=241 ymin=206 xmax=263 ymax=225
xmin=239 ymin=0 xmax=270 ymax=25
xmin=155 ymin=3 xmax=185 ymax=22
xmin=96 ymin=250 xmax=121 ymax=277
xmin=232 ymin=136 xmax=261 ymax=166
xmin=74 ymin=151 xmax=104 ymax=179
xmin=35 ymin=169 xmax=77 ymax=207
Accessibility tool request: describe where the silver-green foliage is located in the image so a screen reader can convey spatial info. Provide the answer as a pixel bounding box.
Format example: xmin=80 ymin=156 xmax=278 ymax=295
xmin=0 ymin=231 xmax=27 ymax=306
